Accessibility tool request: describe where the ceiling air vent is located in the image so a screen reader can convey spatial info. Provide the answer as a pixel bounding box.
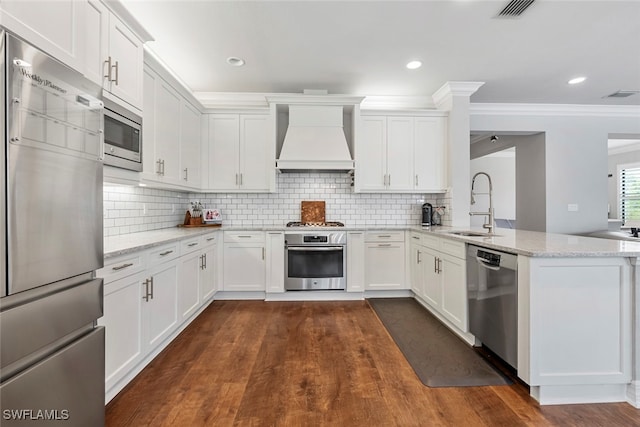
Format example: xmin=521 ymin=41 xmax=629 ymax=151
xmin=497 ymin=0 xmax=535 ymax=18
xmin=604 ymin=90 xmax=640 ymax=98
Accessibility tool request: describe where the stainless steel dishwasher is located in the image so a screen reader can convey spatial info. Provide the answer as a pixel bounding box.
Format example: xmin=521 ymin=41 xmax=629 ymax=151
xmin=467 ymin=245 xmax=518 ymax=369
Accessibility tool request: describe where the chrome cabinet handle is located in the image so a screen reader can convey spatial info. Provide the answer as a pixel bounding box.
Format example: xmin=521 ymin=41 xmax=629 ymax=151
xmin=434 ymin=257 xmax=438 ymax=273
xmin=436 ymin=258 xmax=442 ymax=274
xmin=377 ymin=243 xmax=392 ymax=247
xmin=237 ymin=235 xmax=252 ymax=238
xmin=156 ymin=159 xmax=162 ymax=175
xmin=206 ymin=237 xmax=215 ymax=241
xmin=183 ymin=168 xmax=188 ymax=181
xmin=188 ymin=242 xmax=198 ymax=247
xmin=262 ymin=247 xmax=265 ymax=260
xmin=161 ymin=160 xmax=165 ymax=176
xmin=199 ymin=254 xmax=204 ymax=270
xmin=159 ymin=250 xmax=173 ymax=256
xmin=104 ymin=56 xmax=112 ymax=80
xmin=378 ymin=235 xmax=391 ymax=238
xmin=203 ymin=253 xmax=207 ymax=269
xmin=112 ymin=262 xmax=133 ymax=271
xmin=388 ymin=174 xmax=391 ymax=186
xmin=142 ymin=278 xmax=152 ymax=302
xmin=412 ymin=236 xmax=420 ymax=240
xmin=240 ymin=173 xmax=243 ymax=186
xmin=113 ymin=60 xmax=119 ymax=85
xmin=235 ymin=173 xmax=239 ymax=185
xmin=415 ymin=175 xmax=419 ymax=186
xmin=417 ymin=250 xmax=421 ymax=264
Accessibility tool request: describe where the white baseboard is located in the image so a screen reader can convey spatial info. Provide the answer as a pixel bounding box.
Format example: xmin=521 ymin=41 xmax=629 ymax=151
xmin=627 ymin=380 xmax=640 ymax=408
xmin=531 ymin=384 xmax=628 ymax=406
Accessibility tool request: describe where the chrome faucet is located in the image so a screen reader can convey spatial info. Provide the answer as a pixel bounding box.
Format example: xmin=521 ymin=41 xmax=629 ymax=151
xmin=469 ymin=172 xmax=494 ymax=234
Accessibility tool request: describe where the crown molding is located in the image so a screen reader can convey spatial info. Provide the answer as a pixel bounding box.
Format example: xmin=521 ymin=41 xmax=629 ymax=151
xmin=360 ymin=95 xmax=436 ymax=110
xmin=103 ymin=0 xmax=154 ymax=42
xmin=194 ymin=92 xmax=270 ymax=110
xmin=432 ymin=81 xmax=485 ymax=109
xmin=266 ymin=94 xmax=366 ymax=106
xmin=471 ymin=103 xmax=640 ymax=117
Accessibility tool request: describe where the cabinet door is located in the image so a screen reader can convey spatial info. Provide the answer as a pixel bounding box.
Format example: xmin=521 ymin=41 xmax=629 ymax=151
xmin=410 ymin=243 xmax=424 ymax=296
xmin=265 ymin=232 xmax=285 ymax=293
xmin=0 ymin=0 xmax=85 ymax=72
xmin=178 ymin=252 xmax=201 ymax=321
xmin=180 ymin=101 xmax=202 ymax=188
xmin=208 ymin=115 xmax=240 ymax=190
xmin=414 ymin=116 xmax=446 ymax=192
xmin=386 ymin=116 xmax=414 ymax=190
xmin=98 ymin=271 xmax=145 ymax=393
xmin=240 ymin=115 xmax=271 ymax=191
xmin=200 ymin=244 xmax=217 ymax=301
xmin=143 ymin=262 xmax=178 ymax=352
xmin=223 ymin=244 xmax=265 ymax=291
xmin=440 ymin=253 xmax=468 ymax=332
xmin=84 ymin=0 xmax=109 ymax=86
xmin=364 ymin=242 xmax=406 ymax=290
xmin=346 ymin=232 xmax=365 ymax=292
xmin=356 ymin=116 xmax=387 ymax=191
xmin=421 ymin=247 xmax=441 ymax=309
xmin=106 ymin=14 xmax=144 ymax=110
xmin=141 ymin=68 xmax=158 ymax=177
xmin=155 ymin=80 xmax=182 ymax=184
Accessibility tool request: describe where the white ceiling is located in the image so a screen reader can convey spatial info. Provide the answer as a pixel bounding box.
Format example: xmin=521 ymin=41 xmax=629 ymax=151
xmin=121 ymin=0 xmax=640 ymax=106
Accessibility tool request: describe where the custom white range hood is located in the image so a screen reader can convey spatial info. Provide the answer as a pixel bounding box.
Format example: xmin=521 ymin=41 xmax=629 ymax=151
xmin=277 ymin=105 xmax=354 ymax=172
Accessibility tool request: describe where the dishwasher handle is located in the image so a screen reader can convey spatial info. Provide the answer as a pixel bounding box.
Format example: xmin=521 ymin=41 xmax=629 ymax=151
xmin=475 ymin=256 xmax=501 ymax=271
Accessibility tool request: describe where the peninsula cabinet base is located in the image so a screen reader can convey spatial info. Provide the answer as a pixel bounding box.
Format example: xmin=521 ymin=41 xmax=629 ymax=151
xmin=531 ymin=384 xmax=630 ymax=406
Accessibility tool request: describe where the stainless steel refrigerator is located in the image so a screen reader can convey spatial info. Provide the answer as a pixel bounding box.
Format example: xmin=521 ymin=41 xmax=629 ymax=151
xmin=0 ymin=32 xmax=105 ymax=426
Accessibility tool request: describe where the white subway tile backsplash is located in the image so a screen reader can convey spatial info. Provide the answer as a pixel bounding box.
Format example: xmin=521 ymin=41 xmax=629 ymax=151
xmin=103 ymin=173 xmax=452 ymax=237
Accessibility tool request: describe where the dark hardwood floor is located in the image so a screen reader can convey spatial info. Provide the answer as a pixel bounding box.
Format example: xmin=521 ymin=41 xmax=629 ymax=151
xmin=106 ymin=300 xmax=640 ymax=426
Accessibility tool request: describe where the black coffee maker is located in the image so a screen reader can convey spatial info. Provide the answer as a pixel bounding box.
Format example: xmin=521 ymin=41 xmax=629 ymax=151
xmin=421 ymin=203 xmax=433 ymax=226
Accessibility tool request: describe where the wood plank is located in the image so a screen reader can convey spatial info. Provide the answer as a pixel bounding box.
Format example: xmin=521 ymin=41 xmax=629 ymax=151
xmin=106 ymin=300 xmax=640 ymax=426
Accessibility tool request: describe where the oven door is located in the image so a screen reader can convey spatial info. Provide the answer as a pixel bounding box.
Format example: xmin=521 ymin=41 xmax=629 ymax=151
xmin=285 ymin=246 xmax=346 ymax=290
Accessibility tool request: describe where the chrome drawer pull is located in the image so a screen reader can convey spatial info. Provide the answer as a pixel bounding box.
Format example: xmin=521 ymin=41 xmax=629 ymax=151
xmin=188 ymin=242 xmax=198 ymax=247
xmin=112 ymin=262 xmax=133 ymax=271
xmin=159 ymin=250 xmax=174 ymax=256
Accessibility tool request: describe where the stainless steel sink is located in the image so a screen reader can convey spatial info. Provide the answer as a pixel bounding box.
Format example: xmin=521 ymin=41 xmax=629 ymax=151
xmin=448 ymin=231 xmax=499 ymax=237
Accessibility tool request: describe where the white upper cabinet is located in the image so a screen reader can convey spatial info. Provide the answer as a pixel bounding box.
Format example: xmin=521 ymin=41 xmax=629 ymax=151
xmin=179 ymin=101 xmax=202 ymax=188
xmin=356 ymin=112 xmax=447 ymax=193
xmin=0 ymin=0 xmax=85 ymax=72
xmin=83 ymin=0 xmax=147 ymax=111
xmin=205 ymin=113 xmax=275 ymax=192
xmin=141 ymin=64 xmax=203 ymax=190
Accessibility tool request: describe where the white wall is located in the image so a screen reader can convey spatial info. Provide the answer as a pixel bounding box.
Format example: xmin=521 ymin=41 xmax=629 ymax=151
xmin=470 ymin=151 xmax=516 ymax=228
xmin=471 ymin=106 xmax=640 ymax=234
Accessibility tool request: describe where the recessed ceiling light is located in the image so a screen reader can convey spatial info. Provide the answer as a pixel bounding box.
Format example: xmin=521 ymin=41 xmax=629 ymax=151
xmin=406 ymin=60 xmax=422 ymax=70
xmin=568 ymin=76 xmax=586 ymax=85
xmin=226 ymin=57 xmax=245 ymax=67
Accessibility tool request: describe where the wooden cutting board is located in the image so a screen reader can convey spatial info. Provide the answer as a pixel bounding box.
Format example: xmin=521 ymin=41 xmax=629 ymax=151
xmin=301 ymin=201 xmax=326 ymax=224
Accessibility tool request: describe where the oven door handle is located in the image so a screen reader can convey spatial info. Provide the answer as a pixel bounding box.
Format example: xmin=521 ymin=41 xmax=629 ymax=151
xmin=286 ymin=246 xmax=344 ymax=251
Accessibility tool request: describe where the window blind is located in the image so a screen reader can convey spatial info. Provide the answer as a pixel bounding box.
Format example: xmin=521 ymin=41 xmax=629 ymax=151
xmin=620 ymin=165 xmax=640 ymax=226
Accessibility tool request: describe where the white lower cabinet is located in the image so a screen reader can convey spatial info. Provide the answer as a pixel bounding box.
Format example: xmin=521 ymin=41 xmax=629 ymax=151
xmin=99 ymin=270 xmax=145 ymax=396
xmin=266 ymin=232 xmax=285 ymax=293
xmin=223 ymin=231 xmax=266 ymax=291
xmin=143 ymin=260 xmax=179 ymax=351
xmin=410 ymin=232 xmax=467 ymax=333
xmin=98 ymin=232 xmax=220 ymax=403
xmin=364 ymin=231 xmax=406 ymax=290
xmin=200 ymin=234 xmax=219 ymax=301
xmin=346 ymin=232 xmax=365 ymax=292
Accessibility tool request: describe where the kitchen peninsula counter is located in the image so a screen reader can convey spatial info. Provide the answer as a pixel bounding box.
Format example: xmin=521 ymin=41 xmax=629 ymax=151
xmin=411 ymin=226 xmax=640 ymax=257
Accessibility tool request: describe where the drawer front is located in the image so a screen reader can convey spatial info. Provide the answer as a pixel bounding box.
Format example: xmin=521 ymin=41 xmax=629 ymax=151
xmin=409 ymin=232 xmax=423 ymax=246
xmin=98 ymin=252 xmax=145 ymax=283
xmin=420 ymin=233 xmax=441 ymax=250
xmin=147 ymin=243 xmax=180 ymax=267
xmin=181 ymin=237 xmax=202 ymax=254
xmin=224 ymin=231 xmax=265 ymax=243
xmin=440 ymin=238 xmax=466 ymax=259
xmin=201 ymin=232 xmax=219 ymax=247
xmin=365 ymin=231 xmax=405 ymax=243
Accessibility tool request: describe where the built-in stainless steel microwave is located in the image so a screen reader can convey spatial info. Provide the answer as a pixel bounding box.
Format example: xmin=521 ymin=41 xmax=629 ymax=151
xmin=103 ymin=98 xmax=142 ymax=171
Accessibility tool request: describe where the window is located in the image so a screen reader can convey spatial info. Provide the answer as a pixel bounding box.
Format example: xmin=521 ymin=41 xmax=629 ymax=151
xmin=618 ymin=163 xmax=640 ymax=227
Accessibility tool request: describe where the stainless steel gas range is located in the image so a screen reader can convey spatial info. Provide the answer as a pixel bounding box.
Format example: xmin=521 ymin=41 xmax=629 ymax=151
xmin=284 ymin=222 xmax=346 ymax=291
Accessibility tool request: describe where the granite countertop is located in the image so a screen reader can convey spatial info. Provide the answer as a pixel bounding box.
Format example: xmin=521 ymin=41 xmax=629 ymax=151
xmin=104 ymin=224 xmax=640 ymax=259
xmin=411 ymin=226 xmax=640 ymax=258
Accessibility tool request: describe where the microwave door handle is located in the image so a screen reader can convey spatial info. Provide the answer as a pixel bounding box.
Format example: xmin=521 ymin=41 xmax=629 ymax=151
xmin=476 ymin=257 xmax=501 ymax=271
